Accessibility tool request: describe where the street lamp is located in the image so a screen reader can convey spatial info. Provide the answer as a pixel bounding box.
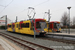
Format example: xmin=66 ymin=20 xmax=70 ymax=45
xmin=67 ymin=7 xmax=71 ymax=34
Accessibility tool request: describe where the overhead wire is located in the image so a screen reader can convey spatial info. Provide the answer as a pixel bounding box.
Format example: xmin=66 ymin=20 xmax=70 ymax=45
xmin=0 ymin=7 xmax=6 ymax=13
xmin=15 ymin=0 xmax=50 ymax=16
xmin=43 ymin=12 xmax=48 ymax=19
xmin=0 ymin=0 xmax=50 ymax=19
xmin=0 ymin=0 xmax=13 ymax=13
xmin=33 ymin=0 xmax=50 ymax=7
xmin=32 ymin=0 xmax=50 ymax=18
xmin=5 ymin=0 xmax=13 ymax=7
xmin=0 ymin=5 xmax=6 ymax=7
xmin=26 ymin=0 xmax=50 ymax=19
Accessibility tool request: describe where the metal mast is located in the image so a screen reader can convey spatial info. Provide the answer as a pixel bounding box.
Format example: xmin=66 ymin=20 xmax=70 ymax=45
xmin=28 ymin=7 xmax=36 ymax=40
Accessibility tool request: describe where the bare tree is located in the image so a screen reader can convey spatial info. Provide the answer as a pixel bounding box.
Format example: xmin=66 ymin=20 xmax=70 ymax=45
xmin=60 ymin=12 xmax=69 ymax=26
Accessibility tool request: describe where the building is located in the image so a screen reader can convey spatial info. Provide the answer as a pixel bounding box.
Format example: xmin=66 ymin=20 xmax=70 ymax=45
xmin=0 ymin=15 xmax=12 ymax=26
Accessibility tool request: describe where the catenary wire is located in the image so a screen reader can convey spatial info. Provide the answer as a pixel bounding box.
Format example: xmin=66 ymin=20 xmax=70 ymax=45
xmin=15 ymin=0 xmax=50 ymax=16
xmin=0 ymin=0 xmax=13 ymax=13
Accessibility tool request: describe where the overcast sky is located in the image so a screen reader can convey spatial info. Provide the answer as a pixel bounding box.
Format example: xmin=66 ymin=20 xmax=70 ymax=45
xmin=0 ymin=0 xmax=75 ymax=22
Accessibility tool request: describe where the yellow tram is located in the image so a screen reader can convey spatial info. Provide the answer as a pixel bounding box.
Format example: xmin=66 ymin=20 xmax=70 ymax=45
xmin=7 ymin=19 xmax=48 ymax=36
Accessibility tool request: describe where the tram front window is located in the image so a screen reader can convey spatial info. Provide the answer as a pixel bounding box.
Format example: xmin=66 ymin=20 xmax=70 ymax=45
xmin=54 ymin=23 xmax=60 ymax=29
xmin=36 ymin=22 xmax=41 ymax=29
xmin=56 ymin=23 xmax=60 ymax=28
xmin=40 ymin=22 xmax=47 ymax=29
xmin=36 ymin=22 xmax=47 ymax=29
xmin=54 ymin=23 xmax=57 ymax=29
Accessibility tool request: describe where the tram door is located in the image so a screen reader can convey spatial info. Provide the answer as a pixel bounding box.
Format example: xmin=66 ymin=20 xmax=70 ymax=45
xmin=15 ymin=23 xmax=19 ymax=33
xmin=30 ymin=22 xmax=34 ymax=35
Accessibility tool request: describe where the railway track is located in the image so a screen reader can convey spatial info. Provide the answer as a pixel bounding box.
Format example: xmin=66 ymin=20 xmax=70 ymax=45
xmin=0 ymin=32 xmax=53 ymax=50
xmin=38 ymin=35 xmax=75 ymax=45
xmin=1 ymin=31 xmax=75 ymax=45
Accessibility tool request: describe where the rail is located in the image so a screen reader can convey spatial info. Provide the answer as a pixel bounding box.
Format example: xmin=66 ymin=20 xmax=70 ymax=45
xmin=0 ymin=32 xmax=53 ymax=50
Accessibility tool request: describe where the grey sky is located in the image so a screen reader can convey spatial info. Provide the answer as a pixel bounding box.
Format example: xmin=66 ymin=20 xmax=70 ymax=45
xmin=0 ymin=0 xmax=75 ymax=22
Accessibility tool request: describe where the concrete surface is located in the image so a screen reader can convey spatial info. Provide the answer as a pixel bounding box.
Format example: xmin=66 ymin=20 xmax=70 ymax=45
xmin=0 ymin=36 xmax=22 ymax=50
xmin=0 ymin=44 xmax=4 ymax=50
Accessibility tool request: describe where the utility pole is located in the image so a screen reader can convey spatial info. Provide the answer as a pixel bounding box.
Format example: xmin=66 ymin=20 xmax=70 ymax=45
xmin=33 ymin=19 xmax=36 ymax=40
xmin=48 ymin=10 xmax=51 ymax=32
xmin=45 ymin=9 xmax=51 ymax=32
xmin=45 ymin=10 xmax=51 ymax=22
xmin=66 ymin=20 xmax=67 ymax=33
xmin=5 ymin=15 xmax=7 ymax=30
xmin=28 ymin=7 xmax=36 ymax=40
xmin=16 ymin=16 xmax=17 ymax=22
xmin=48 ymin=10 xmax=50 ymax=22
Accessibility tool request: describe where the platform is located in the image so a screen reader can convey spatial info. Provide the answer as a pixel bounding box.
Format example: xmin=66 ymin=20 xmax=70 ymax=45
xmin=46 ymin=32 xmax=75 ymax=37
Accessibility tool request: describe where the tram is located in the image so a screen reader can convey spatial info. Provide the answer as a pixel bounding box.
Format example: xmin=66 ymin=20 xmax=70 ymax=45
xmin=7 ymin=18 xmax=47 ymax=36
xmin=47 ymin=21 xmax=61 ymax=32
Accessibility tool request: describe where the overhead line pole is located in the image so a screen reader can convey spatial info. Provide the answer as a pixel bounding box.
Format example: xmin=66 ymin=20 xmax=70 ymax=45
xmin=28 ymin=7 xmax=36 ymax=40
xmin=16 ymin=16 xmax=17 ymax=22
xmin=48 ymin=10 xmax=50 ymax=33
xmin=48 ymin=10 xmax=50 ymax=22
xmin=45 ymin=9 xmax=51 ymax=33
xmin=5 ymin=15 xmax=7 ymax=30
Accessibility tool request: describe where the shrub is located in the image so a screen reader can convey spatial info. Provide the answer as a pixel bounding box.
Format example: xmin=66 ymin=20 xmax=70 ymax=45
xmin=0 ymin=25 xmax=6 ymax=29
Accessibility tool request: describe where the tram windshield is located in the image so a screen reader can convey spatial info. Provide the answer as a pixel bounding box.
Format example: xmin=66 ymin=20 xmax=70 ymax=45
xmin=56 ymin=23 xmax=61 ymax=28
xmin=54 ymin=23 xmax=60 ymax=29
xmin=36 ymin=22 xmax=47 ymax=29
xmin=31 ymin=20 xmax=47 ymax=30
xmin=36 ymin=22 xmax=41 ymax=29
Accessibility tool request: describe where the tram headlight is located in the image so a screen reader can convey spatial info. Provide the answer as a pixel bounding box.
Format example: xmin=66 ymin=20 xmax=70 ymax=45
xmin=42 ymin=31 xmax=46 ymax=33
xmin=42 ymin=31 xmax=44 ymax=32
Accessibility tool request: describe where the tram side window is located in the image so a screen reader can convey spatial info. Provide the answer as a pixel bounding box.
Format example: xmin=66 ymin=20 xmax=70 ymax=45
xmin=21 ymin=23 xmax=23 ymax=28
xmin=18 ymin=24 xmax=20 ymax=29
xmin=16 ymin=24 xmax=18 ymax=28
xmin=23 ymin=23 xmax=29 ymax=28
xmin=49 ymin=23 xmax=52 ymax=29
xmin=36 ymin=22 xmax=41 ymax=28
xmin=54 ymin=23 xmax=57 ymax=29
xmin=12 ymin=25 xmax=15 ymax=28
xmin=8 ymin=25 xmax=11 ymax=28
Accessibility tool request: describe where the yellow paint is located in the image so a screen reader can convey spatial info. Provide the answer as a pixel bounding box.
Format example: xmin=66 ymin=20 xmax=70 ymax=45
xmin=7 ymin=23 xmax=13 ymax=32
xmin=59 ymin=28 xmax=61 ymax=31
xmin=15 ymin=22 xmax=19 ymax=33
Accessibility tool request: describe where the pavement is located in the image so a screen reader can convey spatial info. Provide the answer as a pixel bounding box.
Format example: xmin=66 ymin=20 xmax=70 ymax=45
xmin=0 ymin=44 xmax=4 ymax=50
xmin=0 ymin=36 xmax=22 ymax=50
xmin=47 ymin=32 xmax=75 ymax=35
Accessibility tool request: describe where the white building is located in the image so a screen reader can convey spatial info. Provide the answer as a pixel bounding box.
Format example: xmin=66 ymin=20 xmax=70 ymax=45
xmin=0 ymin=15 xmax=12 ymax=26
